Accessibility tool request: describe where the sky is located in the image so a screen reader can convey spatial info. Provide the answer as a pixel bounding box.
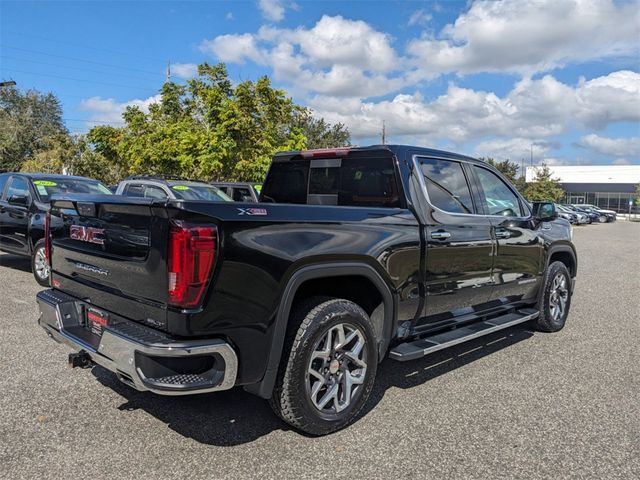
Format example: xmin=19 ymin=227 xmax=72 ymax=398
xmin=1 ymin=0 xmax=639 ymax=166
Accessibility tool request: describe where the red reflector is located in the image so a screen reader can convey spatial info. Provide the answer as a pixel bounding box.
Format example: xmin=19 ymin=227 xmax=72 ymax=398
xmin=300 ymin=148 xmax=351 ymax=158
xmin=168 ymin=222 xmax=217 ymax=308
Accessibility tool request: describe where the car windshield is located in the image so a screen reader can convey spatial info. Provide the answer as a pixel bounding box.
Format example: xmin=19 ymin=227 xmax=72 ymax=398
xmin=33 ymin=177 xmax=112 ymax=201
xmin=169 ymin=183 xmax=233 ymax=202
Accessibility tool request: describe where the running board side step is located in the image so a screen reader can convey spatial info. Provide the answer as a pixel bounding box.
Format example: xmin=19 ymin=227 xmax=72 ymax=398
xmin=389 ymin=308 xmax=539 ymax=362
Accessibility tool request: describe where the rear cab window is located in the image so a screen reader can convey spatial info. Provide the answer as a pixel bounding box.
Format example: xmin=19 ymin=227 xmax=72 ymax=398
xmin=261 ymin=153 xmax=402 ymax=208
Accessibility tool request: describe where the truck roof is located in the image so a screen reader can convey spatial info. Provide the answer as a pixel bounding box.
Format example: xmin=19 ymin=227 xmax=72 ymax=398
xmin=273 ymin=144 xmax=482 ymax=165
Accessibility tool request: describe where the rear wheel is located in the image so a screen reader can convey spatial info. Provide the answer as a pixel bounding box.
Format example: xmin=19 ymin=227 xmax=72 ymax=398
xmin=269 ymin=297 xmax=378 ymax=435
xmin=598 ymin=215 xmax=607 ymax=223
xmin=534 ymin=261 xmax=572 ymax=332
xmin=31 ymin=239 xmax=50 ymax=287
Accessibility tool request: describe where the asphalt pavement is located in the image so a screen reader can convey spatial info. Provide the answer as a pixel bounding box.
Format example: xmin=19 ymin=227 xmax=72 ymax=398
xmin=1 ymin=221 xmax=638 ymax=479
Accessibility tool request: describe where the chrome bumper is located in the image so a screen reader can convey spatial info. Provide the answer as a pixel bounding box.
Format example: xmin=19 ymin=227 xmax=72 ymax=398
xmin=37 ymin=289 xmax=238 ymax=396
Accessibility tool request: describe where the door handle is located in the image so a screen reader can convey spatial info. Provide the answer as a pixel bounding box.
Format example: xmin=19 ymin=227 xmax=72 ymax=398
xmin=495 ymin=230 xmax=511 ymax=239
xmin=430 ymin=231 xmax=451 ymax=240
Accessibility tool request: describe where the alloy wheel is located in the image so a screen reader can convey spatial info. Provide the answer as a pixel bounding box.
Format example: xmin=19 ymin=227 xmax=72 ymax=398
xmin=34 ymin=247 xmax=49 ymax=280
xmin=548 ymin=273 xmax=569 ymax=321
xmin=306 ymin=322 xmax=368 ymax=414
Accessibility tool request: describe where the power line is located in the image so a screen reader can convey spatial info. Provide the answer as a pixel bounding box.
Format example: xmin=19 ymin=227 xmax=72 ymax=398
xmin=63 ymin=118 xmax=126 ymax=125
xmin=1 ymin=68 xmax=160 ymax=91
xmin=4 ymin=30 xmax=167 ymax=63
xmin=0 ymin=55 xmax=164 ymax=83
xmin=0 ymin=44 xmax=162 ymax=76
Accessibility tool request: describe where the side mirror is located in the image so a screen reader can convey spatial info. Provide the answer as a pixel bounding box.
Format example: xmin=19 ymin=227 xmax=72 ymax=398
xmin=8 ymin=194 xmax=29 ymax=207
xmin=532 ymin=201 xmax=557 ymax=221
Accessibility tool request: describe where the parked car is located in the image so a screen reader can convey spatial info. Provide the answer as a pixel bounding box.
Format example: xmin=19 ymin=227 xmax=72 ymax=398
xmin=209 ymin=182 xmax=260 ymax=202
xmin=562 ymin=204 xmax=597 ymax=224
xmin=573 ymin=204 xmax=616 ymax=223
xmin=555 ymin=205 xmax=578 ymax=224
xmin=556 ymin=204 xmax=588 ymax=224
xmin=37 ymin=145 xmax=577 ymax=435
xmin=0 ymin=172 xmax=112 ymax=286
xmin=115 ymin=176 xmax=233 ymax=202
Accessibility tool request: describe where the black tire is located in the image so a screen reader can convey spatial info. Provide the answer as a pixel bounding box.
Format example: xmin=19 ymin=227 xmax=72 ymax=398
xmin=598 ymin=215 xmax=607 ymax=223
xmin=31 ymin=239 xmax=50 ymax=287
xmin=269 ymin=296 xmax=378 ymax=435
xmin=533 ymin=261 xmax=572 ymax=332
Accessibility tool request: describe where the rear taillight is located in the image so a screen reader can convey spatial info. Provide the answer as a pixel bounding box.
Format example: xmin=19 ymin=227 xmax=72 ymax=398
xmin=167 ymin=222 xmax=217 ymax=308
xmin=44 ymin=211 xmax=51 ymax=265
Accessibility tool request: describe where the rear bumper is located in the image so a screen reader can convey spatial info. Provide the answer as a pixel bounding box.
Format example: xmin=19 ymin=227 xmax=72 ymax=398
xmin=36 ymin=289 xmax=238 ymax=395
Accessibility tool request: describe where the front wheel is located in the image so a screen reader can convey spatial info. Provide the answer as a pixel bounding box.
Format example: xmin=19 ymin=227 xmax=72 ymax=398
xmin=269 ymin=297 xmax=378 ymax=435
xmin=533 ymin=261 xmax=572 ymax=332
xmin=31 ymin=239 xmax=50 ymax=287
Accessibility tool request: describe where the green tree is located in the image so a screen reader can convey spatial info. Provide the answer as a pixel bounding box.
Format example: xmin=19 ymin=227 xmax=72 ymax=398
xmin=292 ymin=110 xmax=351 ymax=149
xmin=0 ymin=86 xmax=67 ymax=171
xmin=523 ymin=163 xmax=565 ymax=202
xmin=88 ymin=63 xmax=327 ymax=182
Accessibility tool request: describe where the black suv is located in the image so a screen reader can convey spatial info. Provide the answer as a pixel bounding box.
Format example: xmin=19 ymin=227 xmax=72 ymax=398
xmin=0 ymin=173 xmax=112 ymax=285
xmin=37 ymin=145 xmax=577 ymax=435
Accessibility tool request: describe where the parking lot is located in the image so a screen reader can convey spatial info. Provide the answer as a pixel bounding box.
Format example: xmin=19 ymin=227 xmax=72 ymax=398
xmin=1 ymin=221 xmax=638 ymax=479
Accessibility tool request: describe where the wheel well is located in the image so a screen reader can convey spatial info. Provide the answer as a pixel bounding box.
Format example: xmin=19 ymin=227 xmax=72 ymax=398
xmin=291 ymin=275 xmax=383 ymax=317
xmin=549 ymin=250 xmax=576 ymax=277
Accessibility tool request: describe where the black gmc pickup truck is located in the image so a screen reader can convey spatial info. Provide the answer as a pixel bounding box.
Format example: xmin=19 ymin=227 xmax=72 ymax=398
xmin=36 ymin=145 xmax=577 ymax=435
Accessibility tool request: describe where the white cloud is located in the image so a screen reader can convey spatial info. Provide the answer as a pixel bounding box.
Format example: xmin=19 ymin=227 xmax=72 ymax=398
xmin=200 ymin=33 xmax=265 ymax=64
xmin=171 ymin=63 xmax=198 ymax=79
xmin=580 ymin=134 xmax=640 ymax=157
xmin=226 ymin=12 xmax=234 ymax=21
xmin=79 ymin=95 xmax=161 ymax=126
xmin=407 ymin=0 xmax=639 ymax=76
xmin=309 ymin=71 xmax=640 ymax=146
xmin=474 ymin=138 xmax=553 ymax=162
xmin=408 ymin=9 xmax=432 ymax=26
xmin=258 ymin=0 xmax=286 ymax=22
xmin=612 ymin=158 xmax=632 ymax=165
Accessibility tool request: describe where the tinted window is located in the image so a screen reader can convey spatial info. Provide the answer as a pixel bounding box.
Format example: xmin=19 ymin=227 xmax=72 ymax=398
xmin=0 ymin=175 xmax=8 ymax=199
xmin=232 ymin=187 xmax=254 ymax=202
xmin=419 ymin=158 xmax=473 ymax=214
xmin=474 ymin=166 xmax=523 ymax=216
xmin=261 ymin=162 xmax=309 ymax=204
xmin=7 ymin=177 xmax=30 ymax=199
xmin=309 ymin=167 xmax=339 ymax=195
xmin=33 ymin=177 xmax=112 ymax=201
xmin=339 ymin=156 xmax=401 ymax=207
xmin=144 ymin=185 xmax=168 ymax=199
xmin=124 ymin=183 xmax=145 ymax=198
xmin=169 ymin=184 xmax=232 ymax=202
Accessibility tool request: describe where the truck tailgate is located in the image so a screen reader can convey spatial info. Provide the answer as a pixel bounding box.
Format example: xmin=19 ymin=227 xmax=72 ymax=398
xmin=49 ymin=195 xmax=171 ymax=328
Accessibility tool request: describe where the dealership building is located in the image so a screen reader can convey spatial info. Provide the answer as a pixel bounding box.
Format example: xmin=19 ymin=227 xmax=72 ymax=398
xmin=525 ymin=165 xmax=640 ymax=212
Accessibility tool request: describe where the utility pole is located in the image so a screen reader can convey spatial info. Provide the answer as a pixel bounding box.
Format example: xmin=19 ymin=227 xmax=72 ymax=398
xmin=381 ymin=120 xmax=386 ymax=145
xmin=166 ymin=61 xmax=171 ymax=83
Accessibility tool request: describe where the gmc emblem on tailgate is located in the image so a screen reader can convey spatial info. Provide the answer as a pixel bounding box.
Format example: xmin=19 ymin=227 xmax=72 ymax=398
xmin=70 ymin=225 xmax=106 ymax=245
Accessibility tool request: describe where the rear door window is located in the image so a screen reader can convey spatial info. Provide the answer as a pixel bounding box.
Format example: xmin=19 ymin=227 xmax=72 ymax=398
xmin=143 ymin=185 xmax=169 ymax=199
xmin=418 ymin=158 xmax=474 ymax=214
xmin=124 ymin=183 xmax=145 ymax=198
